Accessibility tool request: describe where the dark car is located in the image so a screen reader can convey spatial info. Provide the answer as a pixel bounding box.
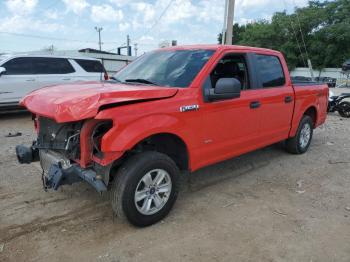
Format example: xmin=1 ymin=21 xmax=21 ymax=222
xmin=291 ymin=76 xmax=312 ymax=83
xmin=342 ymin=59 xmax=350 ymax=71
xmin=315 ymin=77 xmax=337 ymax=88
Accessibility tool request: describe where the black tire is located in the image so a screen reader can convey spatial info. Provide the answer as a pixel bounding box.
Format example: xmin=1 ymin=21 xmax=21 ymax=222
xmin=338 ymin=101 xmax=350 ymax=118
xmin=285 ymin=115 xmax=313 ymax=154
xmin=111 ymin=151 xmax=179 ymax=227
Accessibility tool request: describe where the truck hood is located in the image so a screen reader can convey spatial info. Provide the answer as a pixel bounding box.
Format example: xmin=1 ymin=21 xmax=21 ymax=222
xmin=21 ymin=81 xmax=178 ymax=123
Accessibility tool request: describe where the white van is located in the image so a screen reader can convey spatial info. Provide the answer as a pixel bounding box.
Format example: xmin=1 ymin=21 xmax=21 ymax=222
xmin=0 ymin=55 xmax=108 ymax=110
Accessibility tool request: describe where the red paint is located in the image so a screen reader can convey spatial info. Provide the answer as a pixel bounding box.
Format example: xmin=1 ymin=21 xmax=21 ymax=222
xmin=22 ymin=45 xmax=328 ymax=171
xmin=79 ymin=119 xmax=100 ymax=168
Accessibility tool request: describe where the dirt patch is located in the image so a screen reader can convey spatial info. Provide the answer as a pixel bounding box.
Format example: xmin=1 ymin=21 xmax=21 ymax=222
xmin=1 ymin=90 xmax=350 ymax=262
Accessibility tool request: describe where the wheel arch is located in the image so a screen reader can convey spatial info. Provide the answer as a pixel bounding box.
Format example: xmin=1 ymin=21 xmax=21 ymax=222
xmin=303 ymin=106 xmax=317 ymax=127
xmin=129 ymin=132 xmax=190 ymax=171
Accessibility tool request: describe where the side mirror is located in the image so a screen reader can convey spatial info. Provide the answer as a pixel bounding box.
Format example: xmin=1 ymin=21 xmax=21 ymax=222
xmin=207 ymin=78 xmax=241 ymax=101
xmin=0 ymin=67 xmax=6 ymax=76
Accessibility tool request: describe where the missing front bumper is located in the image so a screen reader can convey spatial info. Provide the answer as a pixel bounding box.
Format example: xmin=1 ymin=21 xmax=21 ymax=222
xmin=16 ymin=145 xmax=107 ymax=193
xmin=44 ymin=163 xmax=107 ymax=193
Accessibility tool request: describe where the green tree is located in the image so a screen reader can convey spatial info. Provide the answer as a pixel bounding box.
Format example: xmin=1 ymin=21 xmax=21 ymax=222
xmin=219 ymin=0 xmax=350 ymax=70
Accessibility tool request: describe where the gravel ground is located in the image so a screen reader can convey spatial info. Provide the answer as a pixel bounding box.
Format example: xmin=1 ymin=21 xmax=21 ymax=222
xmin=0 ymin=89 xmax=350 ymax=262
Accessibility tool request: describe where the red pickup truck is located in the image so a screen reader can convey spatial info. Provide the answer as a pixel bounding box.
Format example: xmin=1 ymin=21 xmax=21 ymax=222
xmin=16 ymin=45 xmax=328 ymax=227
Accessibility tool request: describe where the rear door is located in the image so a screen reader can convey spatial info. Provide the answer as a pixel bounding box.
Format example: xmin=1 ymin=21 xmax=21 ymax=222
xmin=30 ymin=57 xmax=76 ymax=87
xmin=253 ymin=54 xmax=294 ymax=144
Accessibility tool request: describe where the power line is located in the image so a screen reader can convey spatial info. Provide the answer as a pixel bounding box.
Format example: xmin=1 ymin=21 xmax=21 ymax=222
xmin=292 ymin=0 xmax=309 ymax=60
xmin=282 ymin=0 xmax=307 ymax=67
xmin=0 ymin=31 xmax=120 ymax=45
xmin=135 ymin=0 xmax=175 ymax=42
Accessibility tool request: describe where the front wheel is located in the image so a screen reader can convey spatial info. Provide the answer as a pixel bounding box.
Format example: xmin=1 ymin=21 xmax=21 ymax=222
xmin=338 ymin=101 xmax=350 ymax=118
xmin=111 ymin=151 xmax=179 ymax=227
xmin=285 ymin=115 xmax=313 ymax=154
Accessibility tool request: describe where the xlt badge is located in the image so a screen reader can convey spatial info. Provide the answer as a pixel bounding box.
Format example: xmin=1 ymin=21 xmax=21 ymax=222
xmin=180 ymin=105 xmax=199 ymax=112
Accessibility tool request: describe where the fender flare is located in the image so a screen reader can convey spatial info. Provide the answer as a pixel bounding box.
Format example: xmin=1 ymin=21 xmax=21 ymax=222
xmin=100 ymin=114 xmax=190 ymax=153
xmin=289 ymin=104 xmax=318 ymax=137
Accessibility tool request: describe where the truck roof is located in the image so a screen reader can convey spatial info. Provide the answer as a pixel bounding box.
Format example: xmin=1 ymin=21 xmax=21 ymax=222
xmin=159 ymin=44 xmax=282 ymax=55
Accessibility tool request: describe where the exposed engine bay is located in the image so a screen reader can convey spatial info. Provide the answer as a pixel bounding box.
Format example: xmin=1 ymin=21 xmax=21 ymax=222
xmin=36 ymin=117 xmax=83 ymax=160
xmin=16 ymin=116 xmax=114 ymax=193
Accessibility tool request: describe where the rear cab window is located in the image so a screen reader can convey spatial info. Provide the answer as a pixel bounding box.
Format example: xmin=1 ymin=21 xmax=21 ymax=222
xmin=74 ymin=59 xmax=104 ymax=73
xmin=256 ymin=54 xmax=285 ymax=88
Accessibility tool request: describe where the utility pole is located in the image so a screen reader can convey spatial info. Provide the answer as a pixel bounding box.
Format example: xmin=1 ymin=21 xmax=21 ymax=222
xmin=224 ymin=0 xmax=235 ymax=45
xmin=95 ymin=26 xmax=103 ymax=51
xmin=221 ymin=0 xmax=228 ymax=44
xmin=134 ymin=43 xmax=138 ymax=57
xmin=126 ymin=34 xmax=131 ymax=56
xmin=307 ymin=59 xmax=315 ymax=81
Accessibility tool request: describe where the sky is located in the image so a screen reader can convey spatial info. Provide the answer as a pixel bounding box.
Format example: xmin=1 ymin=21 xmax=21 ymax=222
xmin=0 ymin=0 xmax=309 ymax=55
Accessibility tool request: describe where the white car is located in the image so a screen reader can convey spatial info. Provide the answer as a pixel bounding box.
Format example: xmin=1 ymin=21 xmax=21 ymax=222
xmin=0 ymin=55 xmax=108 ymax=110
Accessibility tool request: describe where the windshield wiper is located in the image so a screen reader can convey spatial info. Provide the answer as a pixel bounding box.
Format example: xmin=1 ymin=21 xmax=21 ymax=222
xmin=124 ymin=78 xmax=159 ymax=86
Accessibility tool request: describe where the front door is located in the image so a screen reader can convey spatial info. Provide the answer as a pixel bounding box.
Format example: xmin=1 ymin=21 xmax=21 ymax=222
xmin=0 ymin=57 xmax=37 ymax=104
xmin=197 ymin=52 xmax=264 ymax=168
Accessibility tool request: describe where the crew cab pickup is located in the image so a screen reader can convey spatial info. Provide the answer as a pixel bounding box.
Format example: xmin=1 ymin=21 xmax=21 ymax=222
xmin=16 ymin=45 xmax=328 ymax=227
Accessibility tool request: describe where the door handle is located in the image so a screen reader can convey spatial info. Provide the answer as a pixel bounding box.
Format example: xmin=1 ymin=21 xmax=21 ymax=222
xmin=284 ymin=96 xmax=293 ymax=103
xmin=25 ymin=79 xmax=35 ymax=82
xmin=250 ymin=101 xmax=261 ymax=109
xmin=62 ymin=78 xmax=71 ymax=81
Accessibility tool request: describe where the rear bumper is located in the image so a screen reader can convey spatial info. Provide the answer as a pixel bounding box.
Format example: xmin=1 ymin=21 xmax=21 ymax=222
xmin=15 ymin=145 xmax=107 ymax=193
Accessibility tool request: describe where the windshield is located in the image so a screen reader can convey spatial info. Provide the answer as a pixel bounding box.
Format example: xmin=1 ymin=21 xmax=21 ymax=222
xmin=113 ymin=49 xmax=214 ymax=88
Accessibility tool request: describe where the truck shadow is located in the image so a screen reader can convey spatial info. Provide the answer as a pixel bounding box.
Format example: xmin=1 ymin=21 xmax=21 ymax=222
xmin=181 ymin=143 xmax=284 ymax=193
xmin=0 ymin=143 xmax=287 ymax=243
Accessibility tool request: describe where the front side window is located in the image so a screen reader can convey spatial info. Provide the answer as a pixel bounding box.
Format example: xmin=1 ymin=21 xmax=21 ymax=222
xmin=113 ymin=49 xmax=214 ymax=88
xmin=256 ymin=55 xmax=285 ymax=88
xmin=206 ymin=54 xmax=250 ymax=90
xmin=2 ymin=57 xmax=34 ymax=75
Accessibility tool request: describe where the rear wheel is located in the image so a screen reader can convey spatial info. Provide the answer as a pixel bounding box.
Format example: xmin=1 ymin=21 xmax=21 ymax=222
xmin=338 ymin=101 xmax=350 ymax=118
xmin=285 ymin=115 xmax=313 ymax=154
xmin=111 ymin=151 xmax=179 ymax=227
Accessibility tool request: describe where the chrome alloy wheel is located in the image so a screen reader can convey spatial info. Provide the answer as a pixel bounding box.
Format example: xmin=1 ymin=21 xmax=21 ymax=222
xmin=134 ymin=169 xmax=172 ymax=216
xmin=299 ymin=123 xmax=311 ymax=149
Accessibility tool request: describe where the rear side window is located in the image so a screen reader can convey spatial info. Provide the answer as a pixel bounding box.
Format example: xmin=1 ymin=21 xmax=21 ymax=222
xmin=2 ymin=57 xmax=75 ymax=75
xmin=256 ymin=55 xmax=285 ymax=88
xmin=74 ymin=59 xmax=104 ymax=72
xmin=32 ymin=58 xmax=75 ymax=74
xmin=3 ymin=57 xmax=34 ymax=75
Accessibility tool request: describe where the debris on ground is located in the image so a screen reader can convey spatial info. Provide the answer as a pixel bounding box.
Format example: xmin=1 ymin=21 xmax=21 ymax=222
xmin=296 ymin=180 xmax=304 ymax=188
xmin=0 ymin=243 xmax=4 ymax=253
xmin=345 ymin=207 xmax=350 ymax=212
xmin=328 ymin=160 xmax=350 ymax=165
xmin=272 ymin=209 xmax=287 ymax=216
xmin=5 ymin=132 xmax=22 ymax=138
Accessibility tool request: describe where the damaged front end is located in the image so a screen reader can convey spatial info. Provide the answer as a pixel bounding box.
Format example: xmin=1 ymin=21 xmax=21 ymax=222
xmin=16 ymin=117 xmax=116 ymax=193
